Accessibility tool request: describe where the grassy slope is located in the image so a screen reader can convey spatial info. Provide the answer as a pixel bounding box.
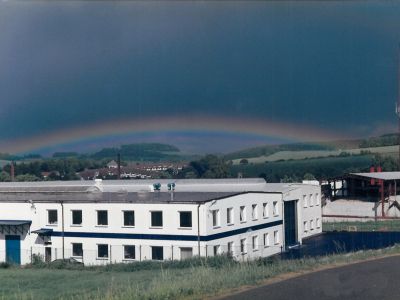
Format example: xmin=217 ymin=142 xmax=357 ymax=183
xmin=2 ymin=247 xmax=400 ymax=300
xmin=230 ymin=155 xmax=372 ymax=181
xmin=231 ymin=145 xmax=399 ymax=165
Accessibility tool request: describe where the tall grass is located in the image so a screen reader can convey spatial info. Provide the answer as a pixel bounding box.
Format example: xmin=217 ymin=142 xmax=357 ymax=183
xmin=1 ymin=246 xmax=400 ymax=300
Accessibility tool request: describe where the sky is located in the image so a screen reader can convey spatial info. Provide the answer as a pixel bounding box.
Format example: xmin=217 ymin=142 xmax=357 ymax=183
xmin=1 ymin=1 xmax=400 ymax=155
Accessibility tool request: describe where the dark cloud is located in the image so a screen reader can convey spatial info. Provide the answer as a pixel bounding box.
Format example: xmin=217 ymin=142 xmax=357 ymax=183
xmin=0 ymin=1 xmax=400 ymax=153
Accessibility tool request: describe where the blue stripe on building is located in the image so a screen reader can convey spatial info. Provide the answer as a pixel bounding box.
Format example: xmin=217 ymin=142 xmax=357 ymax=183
xmin=49 ymin=220 xmax=283 ymax=242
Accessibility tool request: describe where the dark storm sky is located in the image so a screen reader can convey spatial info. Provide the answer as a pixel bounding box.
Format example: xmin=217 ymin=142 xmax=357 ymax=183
xmin=1 ymin=1 xmax=400 ymax=154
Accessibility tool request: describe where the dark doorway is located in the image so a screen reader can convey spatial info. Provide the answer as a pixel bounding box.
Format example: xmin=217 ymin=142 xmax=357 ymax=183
xmin=284 ymin=200 xmax=297 ymax=248
xmin=45 ymin=247 xmax=52 ymax=263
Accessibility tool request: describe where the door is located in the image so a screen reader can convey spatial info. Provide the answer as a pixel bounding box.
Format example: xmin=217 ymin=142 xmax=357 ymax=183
xmin=284 ymin=201 xmax=297 ymax=248
xmin=45 ymin=247 xmax=52 ymax=263
xmin=5 ymin=235 xmax=21 ymax=265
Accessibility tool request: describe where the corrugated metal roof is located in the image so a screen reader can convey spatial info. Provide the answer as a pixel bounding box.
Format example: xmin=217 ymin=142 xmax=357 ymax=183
xmin=350 ymin=172 xmax=400 ymax=181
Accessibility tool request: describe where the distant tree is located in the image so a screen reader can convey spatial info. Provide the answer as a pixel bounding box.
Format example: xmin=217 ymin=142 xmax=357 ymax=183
xmin=190 ymin=155 xmax=230 ymax=178
xmin=15 ymin=174 xmax=41 ymax=182
xmin=0 ymin=171 xmax=11 ymax=182
xmin=239 ymin=158 xmax=249 ymax=164
xmin=303 ymin=173 xmax=316 ymax=181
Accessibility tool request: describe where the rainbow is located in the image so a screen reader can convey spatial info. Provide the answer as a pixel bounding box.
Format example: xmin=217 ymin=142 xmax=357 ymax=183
xmin=0 ymin=115 xmax=349 ymax=154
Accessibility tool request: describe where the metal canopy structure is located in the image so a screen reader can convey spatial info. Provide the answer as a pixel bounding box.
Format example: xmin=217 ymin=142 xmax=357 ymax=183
xmin=31 ymin=228 xmax=53 ymax=236
xmin=0 ymin=220 xmax=31 ymax=235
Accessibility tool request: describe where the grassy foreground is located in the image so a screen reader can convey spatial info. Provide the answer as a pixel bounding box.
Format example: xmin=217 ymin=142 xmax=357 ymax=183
xmin=323 ymin=220 xmax=400 ymax=232
xmin=2 ymin=246 xmax=400 ymax=300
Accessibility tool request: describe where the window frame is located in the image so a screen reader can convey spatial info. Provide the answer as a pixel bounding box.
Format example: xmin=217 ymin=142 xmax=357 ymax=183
xmin=212 ymin=209 xmax=220 ymax=228
xmin=179 ymin=211 xmax=192 ymax=228
xmin=262 ymin=202 xmax=269 ymax=218
xmin=240 ymin=238 xmax=247 ymax=254
xmin=151 ymin=246 xmax=164 ymax=260
xmin=97 ymin=244 xmax=109 ymax=259
xmin=251 ymin=204 xmax=258 ymax=220
xmin=123 ymin=245 xmax=136 ymax=260
xmin=123 ymin=210 xmax=135 ymax=227
xmin=71 ymin=210 xmax=82 ymax=226
xmin=72 ymin=243 xmax=83 ymax=257
xmin=47 ymin=209 xmax=58 ymax=225
xmin=96 ymin=210 xmax=108 ymax=226
xmin=150 ymin=211 xmax=163 ymax=228
xmin=263 ymin=233 xmax=270 ymax=248
xmin=274 ymin=230 xmax=279 ymax=244
xmin=252 ymin=235 xmax=258 ymax=251
xmin=227 ymin=207 xmax=234 ymax=225
xmin=239 ymin=206 xmax=246 ymax=223
xmin=273 ymin=201 xmax=279 ymax=216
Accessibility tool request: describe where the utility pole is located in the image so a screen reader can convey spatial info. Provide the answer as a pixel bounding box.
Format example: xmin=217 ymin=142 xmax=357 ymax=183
xmin=397 ymin=44 xmax=400 ymax=170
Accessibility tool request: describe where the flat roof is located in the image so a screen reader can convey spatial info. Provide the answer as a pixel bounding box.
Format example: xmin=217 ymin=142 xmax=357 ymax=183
xmin=350 ymin=172 xmax=400 ymax=181
xmin=0 ymin=179 xmax=313 ymax=204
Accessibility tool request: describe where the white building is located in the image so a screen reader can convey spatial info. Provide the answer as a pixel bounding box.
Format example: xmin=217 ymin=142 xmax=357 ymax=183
xmin=0 ymin=179 xmax=321 ymax=265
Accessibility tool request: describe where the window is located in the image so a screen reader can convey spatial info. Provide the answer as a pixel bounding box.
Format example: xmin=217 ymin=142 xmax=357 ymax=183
xmin=317 ymin=218 xmax=321 ymax=228
xmin=72 ymin=243 xmax=83 ymax=257
xmin=179 ymin=211 xmax=192 ymax=228
xmin=309 ymin=194 xmax=314 ymax=206
xmin=310 ymin=219 xmax=314 ymax=230
xmin=123 ymin=211 xmax=135 ymax=227
xmin=304 ymin=221 xmax=308 ymax=232
xmin=263 ymin=233 xmax=270 ymax=247
xmin=97 ymin=244 xmax=108 ymax=258
xmin=227 ymin=242 xmax=234 ymax=255
xmin=273 ymin=201 xmax=279 ymax=216
xmin=180 ymin=247 xmax=193 ymax=260
xmin=303 ymin=195 xmax=308 ymax=208
xmin=97 ymin=210 xmax=108 ymax=226
xmin=152 ymin=246 xmax=163 ymax=260
xmin=274 ymin=230 xmax=279 ymax=244
xmin=227 ymin=207 xmax=234 ymax=225
xmin=72 ymin=210 xmax=82 ymax=226
xmin=151 ymin=211 xmax=163 ymax=227
xmin=239 ymin=206 xmax=246 ymax=222
xmin=240 ymin=238 xmax=247 ymax=254
xmin=48 ymin=210 xmax=58 ymax=225
xmin=124 ymin=245 xmax=135 ymax=259
xmin=316 ymin=193 xmax=320 ymax=205
xmin=251 ymin=204 xmax=258 ymax=220
xmin=212 ymin=210 xmax=220 ymax=227
xmin=252 ymin=236 xmax=258 ymax=251
xmin=213 ymin=245 xmax=220 ymax=256
xmin=262 ymin=203 xmax=269 ymax=218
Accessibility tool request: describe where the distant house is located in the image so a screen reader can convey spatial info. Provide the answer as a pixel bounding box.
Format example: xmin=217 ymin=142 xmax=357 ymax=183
xmin=107 ymin=160 xmax=118 ymax=169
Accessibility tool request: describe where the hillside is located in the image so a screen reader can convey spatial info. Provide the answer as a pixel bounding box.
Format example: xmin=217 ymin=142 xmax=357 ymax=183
xmin=226 ymin=133 xmax=399 ymax=163
xmin=90 ymin=143 xmax=191 ymax=162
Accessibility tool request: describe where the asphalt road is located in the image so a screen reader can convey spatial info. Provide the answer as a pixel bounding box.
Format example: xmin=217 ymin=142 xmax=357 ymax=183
xmin=219 ymin=256 xmax=400 ymax=300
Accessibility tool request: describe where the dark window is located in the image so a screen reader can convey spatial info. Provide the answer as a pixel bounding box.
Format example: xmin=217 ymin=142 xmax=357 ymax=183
xmin=123 ymin=211 xmax=135 ymax=227
xmin=97 ymin=244 xmax=108 ymax=258
xmin=72 ymin=210 xmax=82 ymax=225
xmin=72 ymin=243 xmax=83 ymax=257
xmin=152 ymin=246 xmax=163 ymax=260
xmin=124 ymin=245 xmax=135 ymax=259
xmin=97 ymin=210 xmax=108 ymax=226
xmin=151 ymin=211 xmax=163 ymax=227
xmin=48 ymin=210 xmax=58 ymax=225
xmin=179 ymin=211 xmax=192 ymax=228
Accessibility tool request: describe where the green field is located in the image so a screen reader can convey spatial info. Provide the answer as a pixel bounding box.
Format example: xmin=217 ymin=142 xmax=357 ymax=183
xmin=231 ymin=145 xmax=399 ymax=165
xmin=323 ymin=220 xmax=400 ymax=232
xmin=2 ymin=247 xmax=400 ymax=300
xmin=230 ymin=155 xmax=373 ymax=182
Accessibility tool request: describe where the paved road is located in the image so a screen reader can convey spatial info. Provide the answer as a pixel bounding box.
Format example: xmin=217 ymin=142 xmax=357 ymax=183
xmin=220 ymin=256 xmax=400 ymax=300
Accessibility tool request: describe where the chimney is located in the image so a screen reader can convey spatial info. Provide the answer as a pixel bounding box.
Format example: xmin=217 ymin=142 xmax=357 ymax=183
xmin=10 ymin=161 xmax=15 ymax=182
xmin=117 ymin=153 xmax=121 ymax=179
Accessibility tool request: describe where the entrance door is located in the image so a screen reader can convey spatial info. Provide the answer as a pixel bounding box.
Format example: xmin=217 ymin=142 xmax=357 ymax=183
xmin=5 ymin=235 xmax=21 ymax=265
xmin=284 ymin=201 xmax=297 ymax=248
xmin=45 ymin=247 xmax=52 ymax=263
